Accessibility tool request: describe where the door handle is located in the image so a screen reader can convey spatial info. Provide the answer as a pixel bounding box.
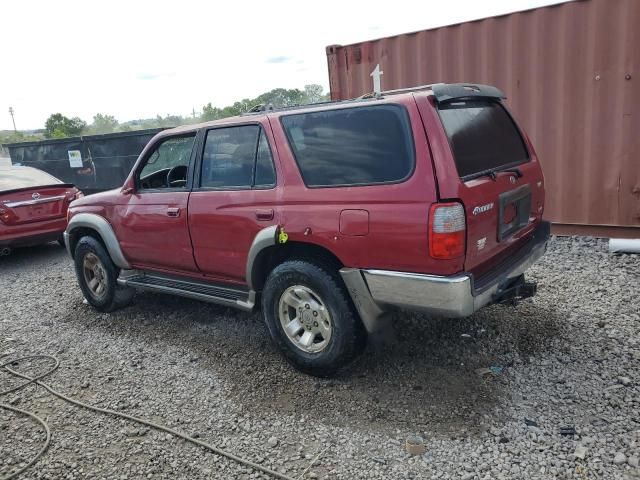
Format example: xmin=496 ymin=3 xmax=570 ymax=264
xmin=167 ymin=207 xmax=181 ymax=217
xmin=255 ymin=209 xmax=274 ymax=221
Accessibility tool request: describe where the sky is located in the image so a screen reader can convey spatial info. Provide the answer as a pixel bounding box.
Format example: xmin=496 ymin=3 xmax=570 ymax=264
xmin=0 ymin=0 xmax=571 ymax=131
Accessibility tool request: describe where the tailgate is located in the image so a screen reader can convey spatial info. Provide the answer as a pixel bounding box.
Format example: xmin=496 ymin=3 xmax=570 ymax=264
xmin=0 ymin=185 xmax=74 ymax=226
xmin=462 ymin=170 xmax=544 ymax=271
xmin=416 ymin=90 xmax=545 ymax=272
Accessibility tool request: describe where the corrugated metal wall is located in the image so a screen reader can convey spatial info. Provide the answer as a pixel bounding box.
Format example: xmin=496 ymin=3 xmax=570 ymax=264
xmin=326 ymin=0 xmax=640 ymax=233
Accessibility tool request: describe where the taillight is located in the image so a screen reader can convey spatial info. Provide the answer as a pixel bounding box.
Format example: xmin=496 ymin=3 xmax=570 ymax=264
xmin=0 ymin=208 xmax=9 ymax=224
xmin=65 ymin=190 xmax=84 ymax=202
xmin=428 ymin=202 xmax=466 ymax=259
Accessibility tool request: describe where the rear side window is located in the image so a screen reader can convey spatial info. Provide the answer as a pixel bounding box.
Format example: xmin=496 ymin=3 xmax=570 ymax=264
xmin=281 ymin=105 xmax=414 ymax=187
xmin=438 ymin=100 xmax=529 ymax=179
xmin=200 ymin=125 xmax=276 ymax=189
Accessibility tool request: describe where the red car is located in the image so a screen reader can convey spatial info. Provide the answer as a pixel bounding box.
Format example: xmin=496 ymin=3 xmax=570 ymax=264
xmin=65 ymin=83 xmax=549 ymax=376
xmin=0 ymin=165 xmax=82 ymax=255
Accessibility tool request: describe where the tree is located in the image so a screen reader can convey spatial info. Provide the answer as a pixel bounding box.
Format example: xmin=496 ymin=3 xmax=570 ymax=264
xmin=302 ymin=84 xmax=328 ymax=104
xmin=44 ymin=113 xmax=87 ymax=138
xmin=88 ymin=113 xmax=119 ymax=134
xmin=0 ymin=130 xmax=42 ymax=145
xmin=199 ymin=84 xmax=330 ymax=123
xmin=201 ymin=103 xmax=223 ymax=121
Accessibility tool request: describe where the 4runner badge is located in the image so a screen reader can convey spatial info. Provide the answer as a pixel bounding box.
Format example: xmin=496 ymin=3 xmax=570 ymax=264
xmin=472 ymin=203 xmax=494 ymax=215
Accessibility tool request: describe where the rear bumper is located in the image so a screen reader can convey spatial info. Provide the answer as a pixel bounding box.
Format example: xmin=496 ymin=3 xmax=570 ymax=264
xmin=0 ymin=218 xmax=66 ymax=247
xmin=340 ymin=221 xmax=550 ymax=332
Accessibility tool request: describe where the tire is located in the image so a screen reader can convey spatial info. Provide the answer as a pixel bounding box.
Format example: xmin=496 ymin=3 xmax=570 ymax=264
xmin=73 ymin=236 xmax=134 ymax=312
xmin=261 ymin=259 xmax=366 ymax=376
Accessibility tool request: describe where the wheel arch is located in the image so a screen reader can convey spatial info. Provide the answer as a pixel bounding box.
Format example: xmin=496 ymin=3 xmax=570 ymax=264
xmin=247 ymin=229 xmax=345 ymax=292
xmin=65 ymin=213 xmax=131 ymax=269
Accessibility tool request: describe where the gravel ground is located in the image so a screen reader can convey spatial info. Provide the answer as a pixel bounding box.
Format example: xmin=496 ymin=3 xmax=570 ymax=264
xmin=0 ymin=236 xmax=638 ymax=479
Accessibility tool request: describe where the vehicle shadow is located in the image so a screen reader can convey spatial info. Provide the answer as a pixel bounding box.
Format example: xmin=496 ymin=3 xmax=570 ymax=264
xmin=0 ymin=243 xmax=68 ymax=272
xmin=63 ymin=290 xmax=563 ymax=437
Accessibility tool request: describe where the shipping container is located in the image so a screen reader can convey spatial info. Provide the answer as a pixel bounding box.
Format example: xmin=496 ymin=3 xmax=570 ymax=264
xmin=5 ymin=128 xmax=164 ymax=195
xmin=326 ymin=0 xmax=640 ymax=237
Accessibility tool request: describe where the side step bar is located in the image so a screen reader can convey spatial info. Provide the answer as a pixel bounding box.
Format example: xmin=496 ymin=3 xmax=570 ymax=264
xmin=117 ymin=271 xmax=256 ymax=311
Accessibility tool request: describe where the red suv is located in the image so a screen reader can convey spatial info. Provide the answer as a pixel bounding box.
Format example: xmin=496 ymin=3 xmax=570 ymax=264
xmin=65 ymin=83 xmax=549 ymax=376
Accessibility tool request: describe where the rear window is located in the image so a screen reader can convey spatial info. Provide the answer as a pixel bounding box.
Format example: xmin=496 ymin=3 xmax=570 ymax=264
xmin=438 ymin=100 xmax=529 ymax=179
xmin=0 ymin=167 xmax=63 ymax=192
xmin=281 ymin=105 xmax=414 ymax=187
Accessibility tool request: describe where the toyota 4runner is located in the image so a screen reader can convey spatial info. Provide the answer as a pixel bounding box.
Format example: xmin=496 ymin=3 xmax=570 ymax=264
xmin=65 ymin=83 xmax=549 ymax=376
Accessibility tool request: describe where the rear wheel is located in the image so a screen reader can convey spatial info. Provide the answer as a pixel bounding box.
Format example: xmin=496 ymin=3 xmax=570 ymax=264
xmin=262 ymin=259 xmax=366 ymax=376
xmin=73 ymin=236 xmax=134 ymax=312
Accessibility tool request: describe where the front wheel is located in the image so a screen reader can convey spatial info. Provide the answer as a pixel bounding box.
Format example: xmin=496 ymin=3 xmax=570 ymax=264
xmin=73 ymin=236 xmax=134 ymax=312
xmin=261 ymin=260 xmax=366 ymax=376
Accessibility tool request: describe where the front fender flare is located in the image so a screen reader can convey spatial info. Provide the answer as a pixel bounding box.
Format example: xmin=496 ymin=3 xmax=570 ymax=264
xmin=65 ymin=213 xmax=131 ymax=269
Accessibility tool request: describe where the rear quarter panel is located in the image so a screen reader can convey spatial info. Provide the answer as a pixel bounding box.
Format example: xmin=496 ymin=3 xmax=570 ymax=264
xmin=268 ymin=96 xmax=463 ymax=276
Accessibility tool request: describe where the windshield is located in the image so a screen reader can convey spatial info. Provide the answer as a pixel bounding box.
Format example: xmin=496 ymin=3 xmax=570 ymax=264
xmin=438 ymin=100 xmax=529 ymax=179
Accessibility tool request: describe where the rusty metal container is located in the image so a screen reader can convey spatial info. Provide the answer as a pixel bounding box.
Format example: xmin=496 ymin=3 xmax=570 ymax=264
xmin=326 ymin=0 xmax=640 ymax=236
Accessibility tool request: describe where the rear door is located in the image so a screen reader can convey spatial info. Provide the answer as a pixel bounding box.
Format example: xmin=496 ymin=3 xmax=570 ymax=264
xmin=417 ymin=94 xmax=545 ymax=272
xmin=188 ymin=121 xmax=279 ymax=284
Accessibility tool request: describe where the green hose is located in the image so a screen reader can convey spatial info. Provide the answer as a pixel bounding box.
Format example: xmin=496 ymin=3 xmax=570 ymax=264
xmin=0 ymin=355 xmax=297 ymax=480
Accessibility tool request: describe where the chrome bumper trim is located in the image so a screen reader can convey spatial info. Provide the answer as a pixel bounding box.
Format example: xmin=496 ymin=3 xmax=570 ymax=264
xmin=341 ymin=225 xmax=548 ymax=325
xmin=363 ymin=270 xmax=475 ymax=317
xmin=4 ymin=195 xmax=66 ymax=208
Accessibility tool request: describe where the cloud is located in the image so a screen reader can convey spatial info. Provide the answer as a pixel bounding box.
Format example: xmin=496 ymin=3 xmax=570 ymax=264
xmin=265 ymin=56 xmax=293 ymax=64
xmin=136 ymin=72 xmax=176 ymax=81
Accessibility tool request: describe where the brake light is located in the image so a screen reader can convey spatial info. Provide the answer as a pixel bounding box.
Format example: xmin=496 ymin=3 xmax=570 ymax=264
xmin=429 ymin=202 xmax=466 ymax=259
xmin=65 ymin=190 xmax=84 ymax=202
xmin=0 ymin=208 xmax=9 ymax=224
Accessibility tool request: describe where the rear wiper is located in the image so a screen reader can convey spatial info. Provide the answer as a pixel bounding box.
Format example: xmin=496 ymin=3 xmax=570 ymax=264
xmin=501 ymin=167 xmax=523 ymax=178
xmin=480 ymin=170 xmax=498 ymax=181
xmin=476 ymin=167 xmax=522 ymax=182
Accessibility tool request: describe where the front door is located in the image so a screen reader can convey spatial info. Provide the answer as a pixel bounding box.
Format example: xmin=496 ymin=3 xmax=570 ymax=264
xmin=188 ymin=123 xmax=279 ymax=284
xmin=114 ymin=133 xmax=199 ymax=273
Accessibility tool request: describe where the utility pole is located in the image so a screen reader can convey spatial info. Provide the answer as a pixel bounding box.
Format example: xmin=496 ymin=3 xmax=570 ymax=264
xmin=8 ymin=107 xmax=17 ymax=132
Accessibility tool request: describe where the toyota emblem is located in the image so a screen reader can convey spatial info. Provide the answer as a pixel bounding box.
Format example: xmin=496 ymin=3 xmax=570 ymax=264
xmin=32 ymin=192 xmax=41 ymax=199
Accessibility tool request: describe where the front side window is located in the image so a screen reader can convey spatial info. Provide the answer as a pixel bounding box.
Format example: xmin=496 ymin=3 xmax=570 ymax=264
xmin=201 ymin=125 xmax=276 ymax=189
xmin=138 ymin=135 xmax=195 ymax=190
xmin=281 ymin=104 xmax=415 ymax=187
xmin=437 ymin=100 xmax=529 ymax=179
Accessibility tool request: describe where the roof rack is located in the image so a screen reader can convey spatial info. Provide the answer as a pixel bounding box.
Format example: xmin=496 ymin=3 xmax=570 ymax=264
xmin=213 ymin=83 xmax=506 ymax=121
xmin=239 ymin=98 xmax=352 ymax=116
xmin=357 ymin=84 xmax=437 ymax=99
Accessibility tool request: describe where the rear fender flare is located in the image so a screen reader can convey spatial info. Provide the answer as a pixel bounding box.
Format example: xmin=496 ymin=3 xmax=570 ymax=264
xmin=65 ymin=213 xmax=131 ymax=269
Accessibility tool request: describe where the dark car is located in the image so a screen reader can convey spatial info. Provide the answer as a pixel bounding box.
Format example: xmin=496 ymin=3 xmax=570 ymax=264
xmin=0 ymin=165 xmax=82 ymax=255
xmin=65 ymin=83 xmax=548 ymax=376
